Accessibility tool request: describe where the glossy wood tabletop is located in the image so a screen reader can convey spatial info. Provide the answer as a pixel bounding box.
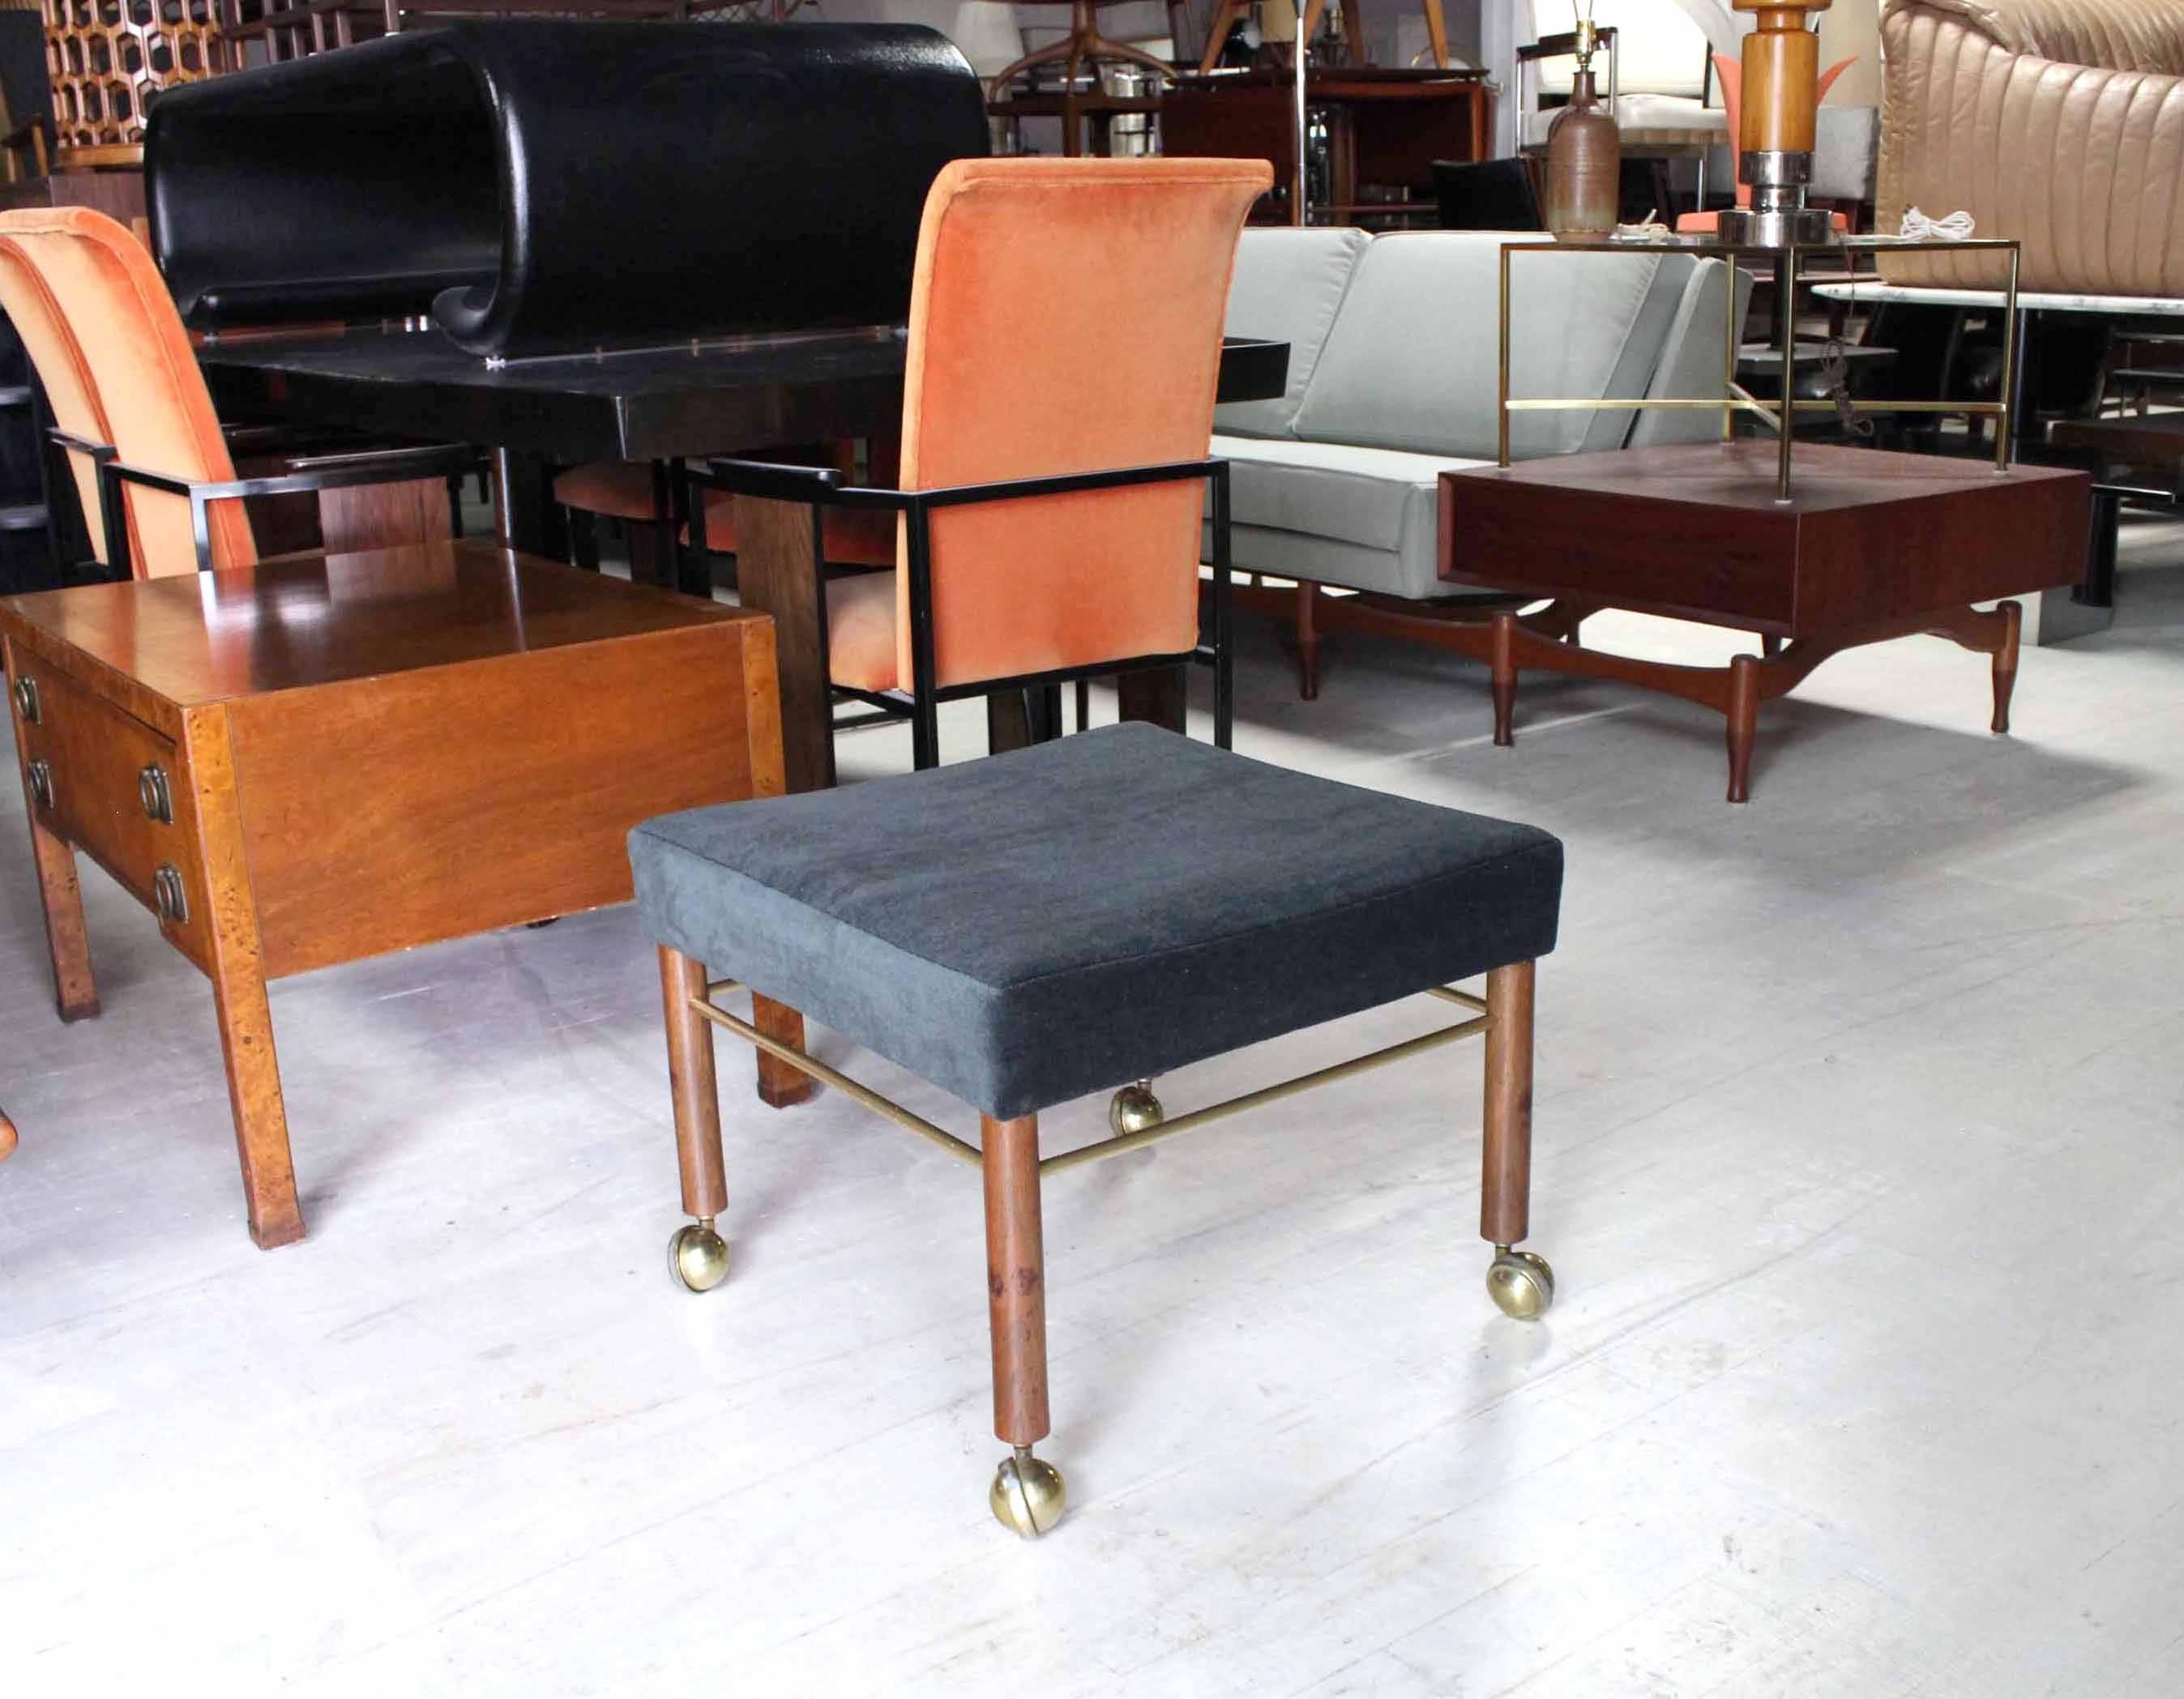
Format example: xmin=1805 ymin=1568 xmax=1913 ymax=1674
xmin=0 ymin=540 xmax=763 ymax=710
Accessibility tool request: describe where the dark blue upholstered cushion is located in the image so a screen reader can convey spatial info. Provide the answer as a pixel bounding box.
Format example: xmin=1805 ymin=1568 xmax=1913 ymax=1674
xmin=628 ymin=724 xmax=1562 ymax=1119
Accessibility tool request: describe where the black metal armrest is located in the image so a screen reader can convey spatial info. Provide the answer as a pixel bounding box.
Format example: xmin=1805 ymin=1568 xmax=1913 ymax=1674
xmin=692 ymin=455 xmax=1224 ymax=514
xmin=106 ymin=442 xmax=482 ymax=571
xmin=687 ymin=456 xmax=849 ymax=505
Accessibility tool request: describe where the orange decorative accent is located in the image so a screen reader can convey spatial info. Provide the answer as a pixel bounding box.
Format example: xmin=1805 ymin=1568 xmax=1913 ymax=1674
xmin=876 ymin=156 xmax=1270 ymax=693
xmin=0 ymin=206 xmax=257 ymax=576
xmin=43 ymin=0 xmax=229 ymax=155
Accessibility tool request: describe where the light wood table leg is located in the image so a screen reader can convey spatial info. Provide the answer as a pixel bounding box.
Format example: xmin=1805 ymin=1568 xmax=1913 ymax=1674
xmin=26 ymin=812 xmax=99 ymax=1022
xmin=184 ymin=708 xmax=302 ymax=1249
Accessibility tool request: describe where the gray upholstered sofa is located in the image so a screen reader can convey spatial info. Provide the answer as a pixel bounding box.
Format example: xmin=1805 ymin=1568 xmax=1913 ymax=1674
xmin=1212 ymin=228 xmax=1749 ymax=696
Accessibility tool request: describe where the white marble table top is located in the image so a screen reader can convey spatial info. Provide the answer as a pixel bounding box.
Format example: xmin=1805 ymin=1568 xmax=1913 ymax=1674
xmin=1812 ymin=279 xmax=2184 ymax=315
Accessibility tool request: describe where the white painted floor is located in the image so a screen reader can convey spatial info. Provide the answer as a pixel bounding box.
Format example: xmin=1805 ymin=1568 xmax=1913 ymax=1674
xmin=3 ymin=536 xmax=2182 ymax=1699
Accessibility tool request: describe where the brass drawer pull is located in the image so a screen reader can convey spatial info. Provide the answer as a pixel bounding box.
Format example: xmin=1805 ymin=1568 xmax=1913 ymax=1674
xmin=139 ymin=762 xmax=173 ymax=824
xmin=153 ymin=864 xmax=189 ymax=926
xmin=12 ymin=676 xmax=39 ymax=724
xmin=26 ymin=758 xmax=52 ymax=811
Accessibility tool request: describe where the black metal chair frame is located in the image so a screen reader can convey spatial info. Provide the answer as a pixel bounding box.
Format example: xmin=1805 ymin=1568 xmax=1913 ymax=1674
xmin=55 ymin=430 xmax=483 ymax=574
xmin=686 ymin=454 xmax=1233 ymax=769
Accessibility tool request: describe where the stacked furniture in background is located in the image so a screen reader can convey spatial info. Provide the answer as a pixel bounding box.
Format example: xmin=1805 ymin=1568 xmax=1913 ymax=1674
xmin=1209 ymin=225 xmax=1749 ymax=697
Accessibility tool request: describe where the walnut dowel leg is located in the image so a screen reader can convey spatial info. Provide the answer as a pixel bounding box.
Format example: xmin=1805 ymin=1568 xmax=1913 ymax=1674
xmin=751 ymin=994 xmax=815 ymax=1109
xmin=1991 ymin=598 xmax=2022 ymax=734
xmin=1296 ymin=579 xmax=1322 ymax=702
xmin=1481 ymin=960 xmax=1554 ymax=1320
xmin=26 ymin=813 xmax=98 ymax=1022
xmin=984 ymin=1112 xmax=1065 ymax=1535
xmin=1490 ymin=612 xmax=1518 ymax=747
xmin=1725 ymin=652 xmax=1760 ymax=805
xmin=659 ymin=946 xmax=724 ymax=1220
xmin=983 ymin=1112 xmax=1049 ymax=1447
xmin=661 ymin=945 xmax=733 ymax=1292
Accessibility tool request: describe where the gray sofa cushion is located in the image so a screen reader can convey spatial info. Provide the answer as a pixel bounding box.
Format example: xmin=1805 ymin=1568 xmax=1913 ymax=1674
xmin=1211 ymin=432 xmax=1492 ymax=599
xmin=629 ymin=723 xmax=1563 ymax=1120
xmin=1215 ymin=226 xmax=1371 ymax=439
xmin=1293 ymin=232 xmax=1694 ymax=461
xmin=1628 ymin=257 xmax=1754 ymax=449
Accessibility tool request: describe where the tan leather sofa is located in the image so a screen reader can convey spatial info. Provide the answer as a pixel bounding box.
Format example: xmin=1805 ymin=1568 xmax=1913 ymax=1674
xmin=1878 ymin=0 xmax=2184 ymax=294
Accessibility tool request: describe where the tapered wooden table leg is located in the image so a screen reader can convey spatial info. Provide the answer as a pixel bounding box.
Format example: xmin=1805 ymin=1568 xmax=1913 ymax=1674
xmin=210 ymin=954 xmax=302 ymax=1249
xmin=1482 ymin=959 xmax=1554 ymax=1320
xmin=186 ymin=709 xmax=303 ymax=1249
xmin=1725 ymin=653 xmax=1760 ymax=805
xmin=1990 ymin=599 xmax=2022 ymax=734
xmin=26 ymin=813 xmax=98 ymax=1022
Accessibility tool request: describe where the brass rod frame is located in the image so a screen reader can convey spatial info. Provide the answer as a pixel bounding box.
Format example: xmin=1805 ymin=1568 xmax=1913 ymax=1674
xmin=1502 ymin=396 xmax=2006 ymax=414
xmin=1495 ymin=236 xmax=2024 ymax=501
xmin=1776 ymin=246 xmax=1797 ymax=501
xmin=1728 ymin=381 xmax=1783 ymax=435
xmin=690 ymin=980 xmax=1495 ymax=1177
xmin=690 ymin=988 xmax=984 ymax=1165
xmin=1038 ymin=1012 xmax=1491 ymax=1174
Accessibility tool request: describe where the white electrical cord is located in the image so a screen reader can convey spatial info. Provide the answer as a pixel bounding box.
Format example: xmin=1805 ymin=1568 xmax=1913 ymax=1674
xmin=1900 ymin=206 xmax=1977 ymax=240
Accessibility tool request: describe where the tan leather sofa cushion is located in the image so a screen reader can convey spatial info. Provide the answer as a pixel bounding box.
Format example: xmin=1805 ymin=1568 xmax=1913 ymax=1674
xmin=1878 ymin=0 xmax=2184 ymax=294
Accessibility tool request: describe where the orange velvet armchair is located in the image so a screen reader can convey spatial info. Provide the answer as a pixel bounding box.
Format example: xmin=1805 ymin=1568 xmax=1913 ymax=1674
xmin=688 ymin=156 xmax=1272 ymax=768
xmin=0 ymin=207 xmax=475 ymax=577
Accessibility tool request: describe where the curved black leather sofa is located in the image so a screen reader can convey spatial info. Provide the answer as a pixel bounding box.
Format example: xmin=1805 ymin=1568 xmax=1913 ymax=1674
xmin=146 ymin=22 xmax=989 ymax=356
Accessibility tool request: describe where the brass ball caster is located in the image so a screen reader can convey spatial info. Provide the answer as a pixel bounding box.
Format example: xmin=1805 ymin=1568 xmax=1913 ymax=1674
xmin=1486 ymin=1246 xmax=1555 ymax=1320
xmin=1109 ymin=1079 xmax=1164 ymax=1139
xmin=989 ymin=1447 xmax=1066 ymax=1539
xmin=669 ymin=1219 xmax=729 ymax=1293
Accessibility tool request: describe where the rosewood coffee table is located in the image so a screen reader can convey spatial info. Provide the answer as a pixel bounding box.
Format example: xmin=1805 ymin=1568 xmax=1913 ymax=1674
xmin=2 ymin=542 xmax=779 ymax=1248
xmin=1441 ymin=442 xmax=2091 ymax=801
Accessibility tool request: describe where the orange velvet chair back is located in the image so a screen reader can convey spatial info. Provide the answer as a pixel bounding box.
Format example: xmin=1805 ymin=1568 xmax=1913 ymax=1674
xmin=0 ymin=231 xmax=118 ymax=570
xmin=896 ymin=157 xmax=1272 ymax=690
xmin=0 ymin=207 xmax=254 ymax=576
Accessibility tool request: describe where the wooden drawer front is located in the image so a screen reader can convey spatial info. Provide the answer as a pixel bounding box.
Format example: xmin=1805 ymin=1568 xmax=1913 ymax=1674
xmin=11 ymin=661 xmax=211 ymax=969
xmin=230 ymin=622 xmax=755 ymax=979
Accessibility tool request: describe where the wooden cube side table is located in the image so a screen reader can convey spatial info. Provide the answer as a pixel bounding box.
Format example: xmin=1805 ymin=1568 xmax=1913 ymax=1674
xmin=1 ymin=542 xmax=781 ymax=1248
xmin=1440 ymin=442 xmax=2091 ymax=801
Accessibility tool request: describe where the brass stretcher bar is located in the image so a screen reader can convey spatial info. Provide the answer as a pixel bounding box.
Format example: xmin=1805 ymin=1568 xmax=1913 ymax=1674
xmin=694 ymin=980 xmax=1493 ymax=1176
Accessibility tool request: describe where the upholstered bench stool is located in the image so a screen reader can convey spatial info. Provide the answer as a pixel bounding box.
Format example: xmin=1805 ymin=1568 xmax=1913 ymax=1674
xmin=628 ymin=722 xmax=1564 ymax=1538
